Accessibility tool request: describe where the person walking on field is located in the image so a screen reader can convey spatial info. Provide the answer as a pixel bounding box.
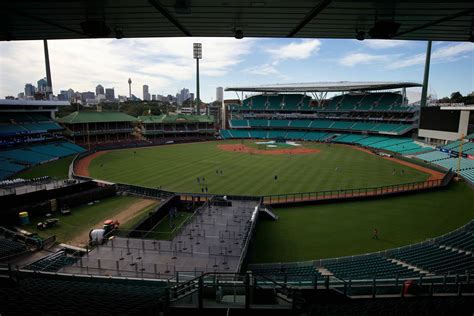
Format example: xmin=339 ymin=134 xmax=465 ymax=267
xmin=372 ymin=228 xmax=379 ymax=240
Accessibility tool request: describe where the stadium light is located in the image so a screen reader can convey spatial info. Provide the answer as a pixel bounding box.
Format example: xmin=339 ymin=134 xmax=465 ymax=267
xmin=193 ymin=43 xmax=202 ymax=115
xmin=193 ymin=42 xmax=202 ymax=59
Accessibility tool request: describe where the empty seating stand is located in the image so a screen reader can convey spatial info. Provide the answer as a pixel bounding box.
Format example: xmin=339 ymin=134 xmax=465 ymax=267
xmin=389 ymin=243 xmax=474 ymax=275
xmin=439 ymin=230 xmax=474 ymax=252
xmin=250 ymin=263 xmax=322 ymax=283
xmin=0 ymin=273 xmax=167 ymax=315
xmin=219 ymin=130 xmax=427 ymax=154
xmin=229 ymin=119 xmax=412 ymax=135
xmin=24 ymin=250 xmax=78 ymax=272
xmin=0 ymin=141 xmax=86 ymax=180
xmin=415 ymin=147 xmax=474 ymax=183
xmin=0 ymin=237 xmax=26 ymax=259
xmin=324 ymin=255 xmax=419 ymax=280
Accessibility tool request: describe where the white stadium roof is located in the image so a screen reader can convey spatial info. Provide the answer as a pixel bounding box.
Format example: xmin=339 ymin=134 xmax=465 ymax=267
xmin=225 ymin=81 xmax=423 ymax=93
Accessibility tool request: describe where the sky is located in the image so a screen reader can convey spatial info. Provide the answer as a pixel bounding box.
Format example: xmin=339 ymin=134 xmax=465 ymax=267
xmin=0 ymin=38 xmax=473 ymax=102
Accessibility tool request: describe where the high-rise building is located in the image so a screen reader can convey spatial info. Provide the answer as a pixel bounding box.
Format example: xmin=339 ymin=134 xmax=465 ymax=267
xmin=152 ymin=94 xmax=156 ymax=101
xmin=17 ymin=92 xmax=25 ymax=99
xmin=190 ymin=93 xmax=195 ymax=102
xmin=216 ymin=87 xmax=224 ymax=102
xmin=177 ymin=88 xmax=191 ymax=104
xmin=58 ymin=90 xmax=69 ymax=101
xmin=67 ymin=89 xmax=74 ymax=100
xmin=37 ymin=78 xmax=48 ymax=93
xmin=81 ymin=91 xmax=95 ymax=103
xmin=24 ymin=84 xmax=35 ymax=97
xmin=96 ymin=84 xmax=104 ymax=96
xmin=143 ymin=85 xmax=151 ymax=101
xmin=105 ymin=88 xmax=115 ymax=101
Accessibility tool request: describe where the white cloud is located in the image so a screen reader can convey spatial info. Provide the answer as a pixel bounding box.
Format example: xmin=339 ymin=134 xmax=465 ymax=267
xmin=0 ymin=37 xmax=256 ymax=100
xmin=243 ymin=64 xmax=280 ymax=76
xmin=266 ymin=39 xmax=321 ymax=63
xmin=363 ymin=39 xmax=408 ymax=49
xmin=338 ymin=53 xmax=391 ymax=67
xmin=389 ymin=42 xmax=474 ymax=69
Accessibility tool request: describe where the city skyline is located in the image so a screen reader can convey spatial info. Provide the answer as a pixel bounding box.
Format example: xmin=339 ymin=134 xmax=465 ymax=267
xmin=13 ymin=78 xmax=202 ymax=105
xmin=0 ymin=38 xmax=473 ymax=102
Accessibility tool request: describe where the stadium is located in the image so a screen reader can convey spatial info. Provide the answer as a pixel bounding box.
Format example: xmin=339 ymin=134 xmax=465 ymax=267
xmin=1 ymin=1 xmax=474 ymax=315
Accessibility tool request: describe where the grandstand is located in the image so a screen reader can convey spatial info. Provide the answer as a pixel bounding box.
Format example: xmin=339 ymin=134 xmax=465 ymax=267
xmin=1 ymin=0 xmax=473 ymax=313
xmin=0 ymin=101 xmax=86 ymax=180
xmin=414 ymin=139 xmax=474 ymax=183
xmin=222 ymin=83 xmax=428 ymax=157
xmin=0 ymin=100 xmax=66 ymax=146
xmin=139 ymin=114 xmax=215 ymax=142
xmin=57 ymin=111 xmax=138 ymax=148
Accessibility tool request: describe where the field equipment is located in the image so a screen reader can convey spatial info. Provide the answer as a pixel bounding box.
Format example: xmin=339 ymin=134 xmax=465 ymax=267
xmin=60 ymin=205 xmax=71 ymax=215
xmin=36 ymin=218 xmax=59 ymax=230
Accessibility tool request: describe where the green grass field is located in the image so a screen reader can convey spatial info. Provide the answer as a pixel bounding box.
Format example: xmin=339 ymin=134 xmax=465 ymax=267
xmin=23 ymin=196 xmax=157 ymax=244
xmin=247 ymin=181 xmax=474 ymax=263
xmin=88 ymin=140 xmax=430 ymax=196
xmin=145 ymin=211 xmax=192 ymax=240
xmin=16 ymin=156 xmax=74 ymax=179
xmin=119 ymin=202 xmax=159 ymax=231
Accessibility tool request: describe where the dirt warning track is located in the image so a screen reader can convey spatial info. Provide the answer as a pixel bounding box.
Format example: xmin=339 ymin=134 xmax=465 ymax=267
xmin=75 ymin=151 xmax=109 ymax=177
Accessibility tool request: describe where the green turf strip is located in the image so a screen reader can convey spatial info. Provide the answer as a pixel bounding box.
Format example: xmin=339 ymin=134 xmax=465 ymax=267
xmin=23 ymin=196 xmax=145 ymax=243
xmin=88 ymin=140 xmax=430 ymax=196
xmin=145 ymin=211 xmax=192 ymax=240
xmin=247 ymin=181 xmax=474 ymax=263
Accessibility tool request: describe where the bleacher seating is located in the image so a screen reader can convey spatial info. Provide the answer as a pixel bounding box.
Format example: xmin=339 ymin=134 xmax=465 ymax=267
xmin=24 ymin=250 xmax=77 ymax=272
xmin=220 ymin=130 xmax=429 ymax=154
xmin=357 ymin=93 xmax=383 ymax=110
xmin=0 ymin=237 xmax=26 ymax=259
xmin=233 ymin=92 xmax=410 ymax=113
xmin=438 ymin=230 xmax=474 ymax=253
xmin=415 ymin=149 xmax=474 ymax=183
xmin=250 ymin=262 xmax=322 ymax=282
xmin=0 ymin=273 xmax=167 ymax=315
xmin=249 ymin=130 xmax=268 ymax=139
xmin=324 ymin=255 xmax=420 ymax=280
xmin=440 ymin=141 xmax=474 ymax=154
xmin=0 ymin=141 xmax=85 ymax=180
xmin=230 ymin=119 xmax=249 ymax=128
xmin=289 ymin=120 xmax=312 ymax=128
xmin=389 ymin=243 xmax=474 ymax=275
xmin=268 ymin=120 xmax=290 ymax=127
xmin=231 ymin=119 xmax=413 ymax=135
xmin=311 ymin=119 xmax=334 ymax=129
xmin=0 ymin=112 xmax=63 ymax=137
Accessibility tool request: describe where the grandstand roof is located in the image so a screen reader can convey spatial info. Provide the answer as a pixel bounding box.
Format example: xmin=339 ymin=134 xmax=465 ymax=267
xmin=139 ymin=114 xmax=214 ymax=124
xmin=225 ymin=81 xmax=422 ymax=93
xmin=57 ymin=111 xmax=138 ymax=124
xmin=3 ymin=1 xmax=473 ymax=41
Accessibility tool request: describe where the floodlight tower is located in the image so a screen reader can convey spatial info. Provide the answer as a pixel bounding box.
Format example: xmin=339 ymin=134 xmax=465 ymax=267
xmin=193 ymin=43 xmax=202 ymax=115
xmin=128 ymin=78 xmax=132 ymax=99
xmin=43 ymin=40 xmax=53 ymax=98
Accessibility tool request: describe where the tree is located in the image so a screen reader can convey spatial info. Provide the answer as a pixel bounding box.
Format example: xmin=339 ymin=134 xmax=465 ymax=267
xmin=450 ymin=92 xmax=463 ymax=103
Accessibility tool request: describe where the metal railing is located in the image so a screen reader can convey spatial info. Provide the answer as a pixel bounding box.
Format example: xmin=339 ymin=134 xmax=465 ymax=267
xmin=262 ymin=175 xmax=449 ymax=205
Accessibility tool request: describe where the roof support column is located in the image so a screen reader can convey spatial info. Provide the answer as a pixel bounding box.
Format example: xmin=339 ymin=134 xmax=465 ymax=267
xmin=420 ymin=41 xmax=432 ymax=107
